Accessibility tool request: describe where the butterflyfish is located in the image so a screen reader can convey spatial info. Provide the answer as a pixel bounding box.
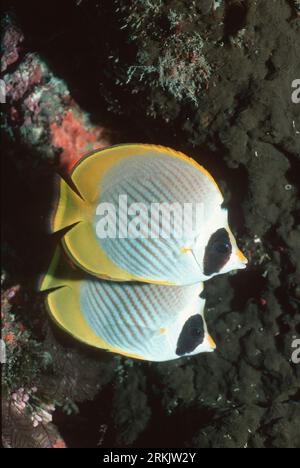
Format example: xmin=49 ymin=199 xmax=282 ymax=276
xmin=50 ymin=144 xmax=247 ymax=285
xmin=41 ymin=247 xmax=216 ymax=362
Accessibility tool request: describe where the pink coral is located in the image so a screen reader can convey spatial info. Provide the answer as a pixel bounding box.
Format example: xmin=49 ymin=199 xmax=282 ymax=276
xmin=52 ymin=439 xmax=66 ymax=449
xmin=50 ymin=109 xmax=110 ymax=173
xmin=2 ymin=18 xmax=111 ymax=176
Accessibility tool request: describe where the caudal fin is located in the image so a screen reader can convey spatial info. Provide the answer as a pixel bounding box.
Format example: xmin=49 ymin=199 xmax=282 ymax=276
xmin=48 ymin=175 xmax=86 ymax=234
xmin=39 ymin=245 xmax=78 ymax=292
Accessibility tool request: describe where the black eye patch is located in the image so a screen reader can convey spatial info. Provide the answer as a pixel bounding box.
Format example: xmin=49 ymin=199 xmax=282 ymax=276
xmin=176 ymin=314 xmax=204 ymax=356
xmin=204 ymin=228 xmax=232 ymax=276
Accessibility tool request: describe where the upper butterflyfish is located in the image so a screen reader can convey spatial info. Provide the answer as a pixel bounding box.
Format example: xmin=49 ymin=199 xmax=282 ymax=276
xmin=50 ymin=144 xmax=247 ymax=285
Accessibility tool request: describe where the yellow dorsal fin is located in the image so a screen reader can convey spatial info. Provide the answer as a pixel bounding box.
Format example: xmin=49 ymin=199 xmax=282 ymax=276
xmin=70 ymin=144 xmax=223 ymax=203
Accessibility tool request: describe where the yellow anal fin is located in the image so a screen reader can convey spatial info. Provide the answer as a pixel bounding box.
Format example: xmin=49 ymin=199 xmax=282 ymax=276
xmin=62 ymin=220 xmax=172 ymax=284
xmin=49 ymin=281 xmax=146 ymax=359
xmin=62 ymin=221 xmax=134 ymax=281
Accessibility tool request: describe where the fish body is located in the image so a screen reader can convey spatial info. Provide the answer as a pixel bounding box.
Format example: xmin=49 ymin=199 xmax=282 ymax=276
xmin=41 ymin=248 xmax=215 ymax=362
xmin=51 ymin=144 xmax=247 ymax=285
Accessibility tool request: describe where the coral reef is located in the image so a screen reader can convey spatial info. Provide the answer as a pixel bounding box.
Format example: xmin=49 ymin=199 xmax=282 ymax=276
xmin=120 ymin=1 xmax=212 ymax=105
xmin=2 ymin=392 xmax=65 ymax=448
xmin=1 ymin=16 xmax=110 ymax=174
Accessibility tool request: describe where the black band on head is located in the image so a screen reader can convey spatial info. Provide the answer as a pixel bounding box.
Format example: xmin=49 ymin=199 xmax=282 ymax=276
xmin=204 ymin=228 xmax=232 ymax=276
xmin=176 ymin=314 xmax=205 ymax=356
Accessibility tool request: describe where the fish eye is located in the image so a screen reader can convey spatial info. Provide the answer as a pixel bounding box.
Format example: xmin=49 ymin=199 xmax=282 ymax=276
xmin=213 ymin=241 xmax=231 ymax=254
xmin=176 ymin=315 xmax=204 ymax=356
xmin=191 ymin=328 xmax=203 ymax=337
xmin=204 ymin=228 xmax=232 ymax=276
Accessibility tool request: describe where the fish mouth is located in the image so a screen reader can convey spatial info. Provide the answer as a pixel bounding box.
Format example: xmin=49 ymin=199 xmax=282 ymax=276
xmin=207 ymin=334 xmax=216 ymax=350
xmin=228 ymin=249 xmax=248 ymax=271
xmin=236 ymin=249 xmax=248 ymax=265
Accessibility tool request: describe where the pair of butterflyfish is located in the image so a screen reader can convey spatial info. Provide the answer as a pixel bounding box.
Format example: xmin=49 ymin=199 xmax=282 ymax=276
xmin=41 ymin=144 xmax=247 ymax=361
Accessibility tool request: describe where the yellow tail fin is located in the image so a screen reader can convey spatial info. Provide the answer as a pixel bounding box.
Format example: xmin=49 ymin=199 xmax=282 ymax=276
xmin=50 ymin=176 xmax=86 ymax=233
xmin=39 ymin=245 xmax=80 ymax=292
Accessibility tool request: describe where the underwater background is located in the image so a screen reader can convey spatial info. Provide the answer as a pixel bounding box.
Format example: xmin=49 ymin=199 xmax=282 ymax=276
xmin=1 ymin=0 xmax=300 ymax=448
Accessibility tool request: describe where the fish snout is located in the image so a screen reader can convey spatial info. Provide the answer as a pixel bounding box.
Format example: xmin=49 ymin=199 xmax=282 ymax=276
xmin=234 ymin=248 xmax=248 ymax=270
xmin=206 ymin=333 xmax=216 ymax=352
